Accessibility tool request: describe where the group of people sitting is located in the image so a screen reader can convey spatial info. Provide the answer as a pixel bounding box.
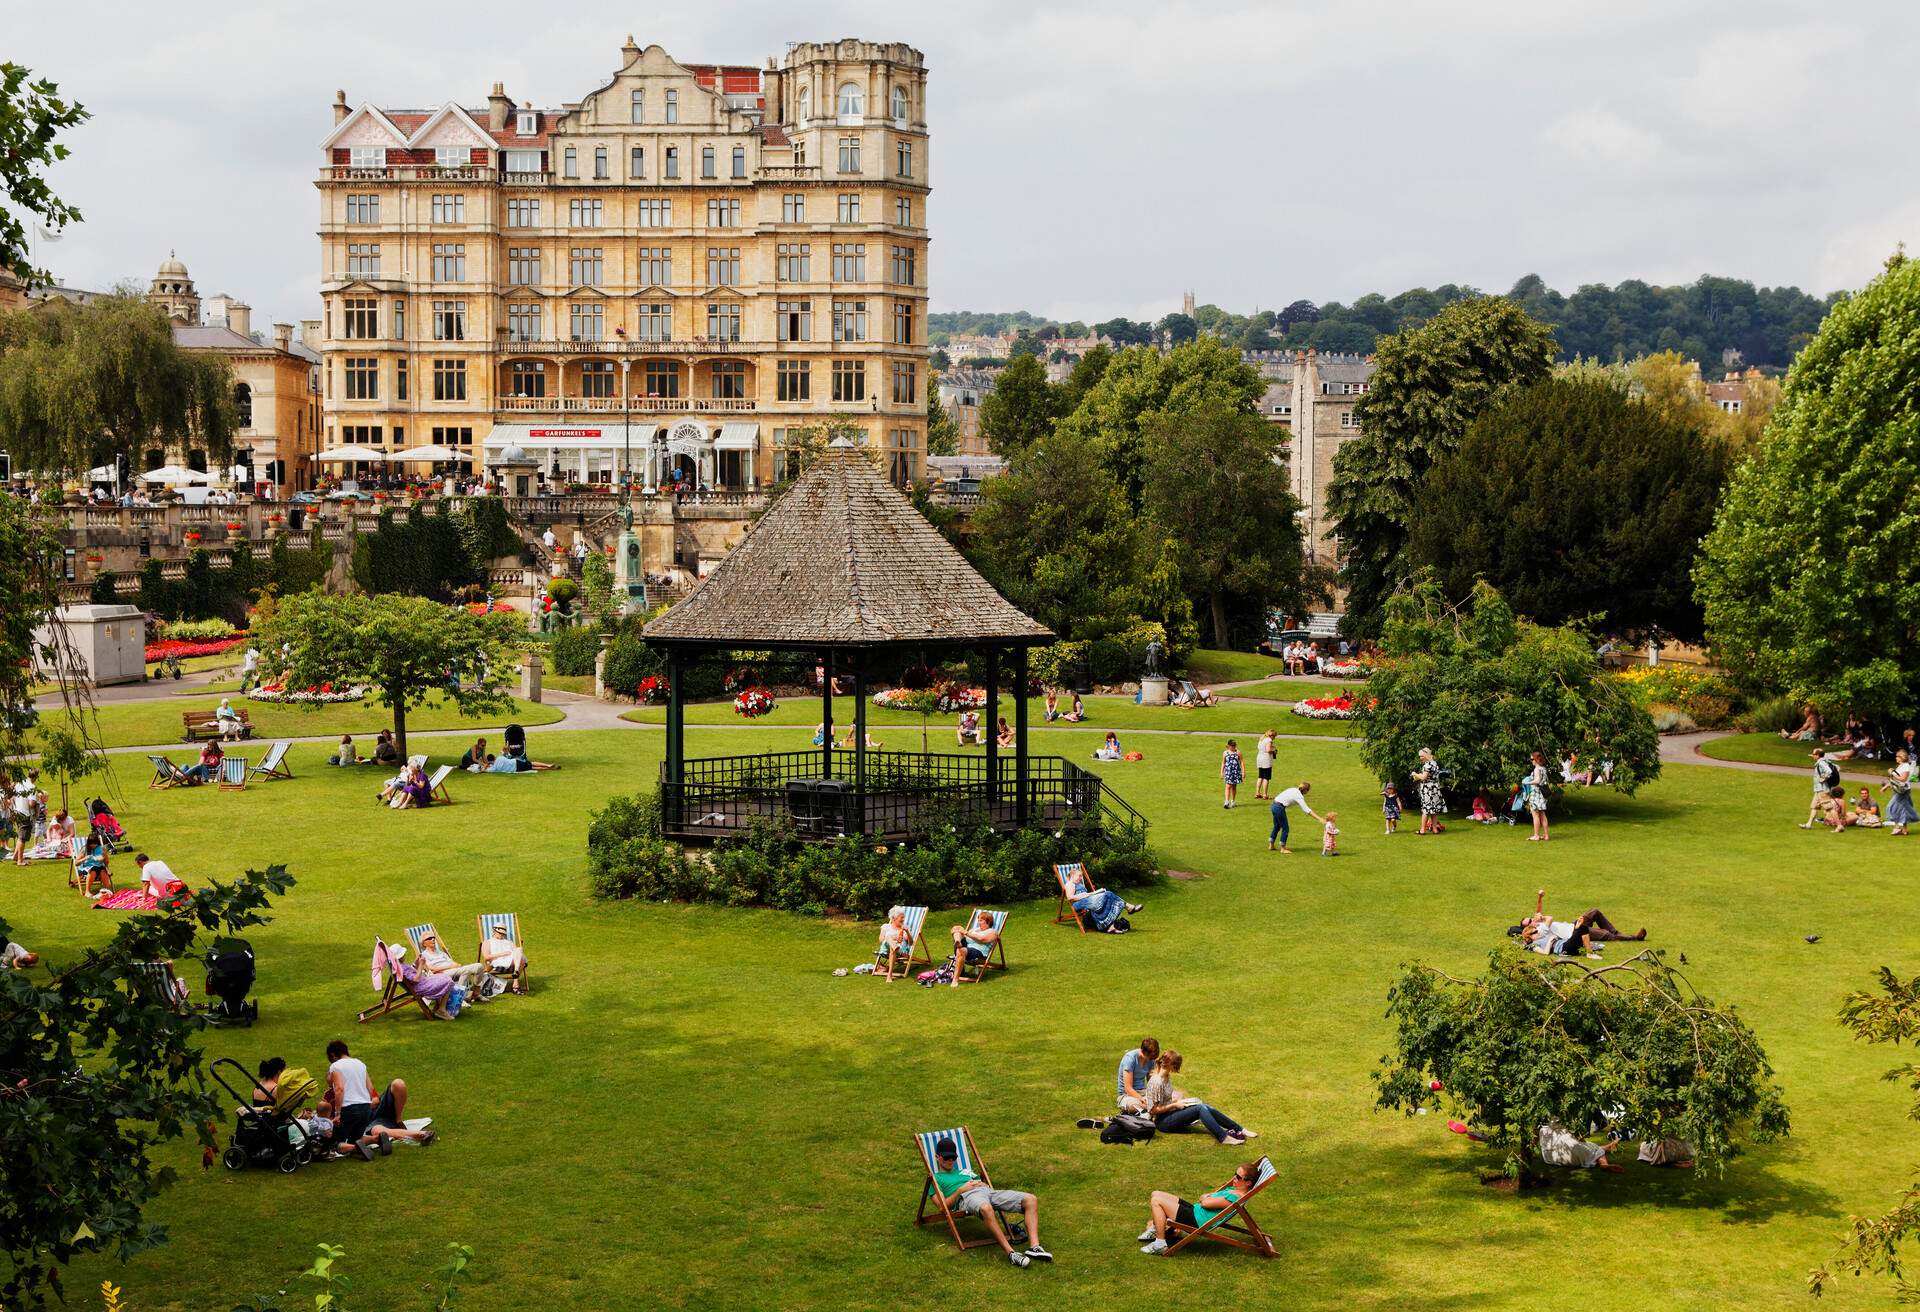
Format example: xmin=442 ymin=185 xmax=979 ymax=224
xmin=951 ymin=711 xmax=1014 ymax=749
xmin=329 ymin=729 xmax=401 ymax=768
xmin=1108 ymin=1037 xmax=1259 ymax=1149
xmin=253 ymin=1042 xmax=437 ymax=1162
xmin=459 ymin=729 xmax=554 ymax=773
xmin=1782 ymin=709 xmax=1918 ymax=767
xmin=1274 ymin=640 xmax=1340 ymax=676
xmin=1041 ymin=690 xmax=1086 ymax=723
xmin=1805 ymin=745 xmax=1917 ymax=836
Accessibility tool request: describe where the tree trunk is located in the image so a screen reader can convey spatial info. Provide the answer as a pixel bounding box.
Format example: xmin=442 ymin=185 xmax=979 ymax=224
xmin=392 ymin=690 xmax=408 ymax=760
xmin=1209 ymin=591 xmax=1231 ymax=650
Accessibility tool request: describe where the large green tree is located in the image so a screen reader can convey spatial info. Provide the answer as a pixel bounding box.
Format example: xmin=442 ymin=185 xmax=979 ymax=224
xmin=1353 ymin=578 xmax=1659 ymax=802
xmin=0 ymin=492 xmax=96 ymax=757
xmin=1143 ymin=402 xmax=1318 ymax=648
xmin=977 ymin=352 xmax=1062 ymax=458
xmin=1694 ymin=253 xmax=1920 ymax=720
xmin=0 ymin=294 xmax=236 ymax=477
xmin=924 ymin=368 xmax=961 ymax=457
xmin=257 ymin=591 xmax=522 ymax=756
xmin=1327 ymin=297 xmax=1559 ymax=634
xmin=0 ymin=63 xmax=86 ymax=285
xmin=1409 ymin=375 xmax=1729 ymax=638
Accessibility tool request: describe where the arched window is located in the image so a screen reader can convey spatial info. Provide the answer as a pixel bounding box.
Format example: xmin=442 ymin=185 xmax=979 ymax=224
xmin=234 ymin=382 xmax=252 ymax=427
xmin=891 ymin=85 xmax=907 ymax=122
xmin=837 ymin=82 xmax=864 ymax=118
xmin=797 ymin=85 xmax=811 ymax=123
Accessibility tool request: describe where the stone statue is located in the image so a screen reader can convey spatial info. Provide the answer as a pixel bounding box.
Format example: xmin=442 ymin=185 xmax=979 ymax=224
xmin=1143 ymin=639 xmax=1165 ymax=678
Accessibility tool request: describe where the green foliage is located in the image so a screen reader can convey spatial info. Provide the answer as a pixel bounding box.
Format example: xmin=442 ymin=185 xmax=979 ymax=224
xmin=0 ymin=63 xmax=86 ymax=286
xmin=1328 ymin=297 xmax=1560 ymax=635
xmin=600 ymin=633 xmax=663 ymax=698
xmin=159 ymin=617 xmax=236 ymax=642
xmin=1733 ymin=692 xmax=1802 ymax=735
xmin=0 ymin=492 xmax=89 ymax=759
xmin=88 ymin=569 xmax=117 ymax=604
xmin=1374 ymin=946 xmax=1789 ymax=1181
xmin=0 ymin=865 xmax=293 ymax=1308
xmin=1694 ymin=253 xmax=1920 ymax=721
xmin=977 ymin=353 xmax=1062 ymax=458
xmin=925 ymin=369 xmax=961 ymax=458
xmin=1409 ymin=375 xmax=1729 ymax=638
xmin=548 ymin=625 xmax=601 ymax=677
xmin=1353 ymin=579 xmax=1660 ymax=801
xmin=545 ymin=577 xmax=578 ymax=606
xmin=349 ymin=505 xmax=479 ymax=601
xmin=455 ymin=496 xmax=521 ymax=573
xmin=34 ymin=723 xmax=102 ymax=809
xmin=232 ymin=1240 xmax=473 ymax=1312
xmin=579 ymin=550 xmax=616 ymax=624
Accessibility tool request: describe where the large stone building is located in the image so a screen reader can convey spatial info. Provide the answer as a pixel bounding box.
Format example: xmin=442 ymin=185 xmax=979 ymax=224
xmin=314 ymin=36 xmax=930 ymax=490
xmin=1247 ymin=349 xmax=1375 ymax=561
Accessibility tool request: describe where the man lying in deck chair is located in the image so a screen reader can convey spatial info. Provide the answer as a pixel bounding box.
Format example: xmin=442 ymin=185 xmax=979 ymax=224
xmin=927 ymin=1135 xmax=1052 ymax=1268
xmin=946 ymin=909 xmax=1005 ymax=987
xmin=1140 ymin=1157 xmax=1279 ymax=1257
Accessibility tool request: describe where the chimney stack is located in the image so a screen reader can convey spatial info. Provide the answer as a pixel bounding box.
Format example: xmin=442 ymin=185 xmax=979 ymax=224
xmin=487 ymin=81 xmax=512 ymax=132
xmin=273 ymin=322 xmax=293 ymax=353
xmin=333 ymin=89 xmax=350 ymax=125
xmin=300 ymin=318 xmax=321 ymax=348
xmin=227 ymin=301 xmax=252 ymax=337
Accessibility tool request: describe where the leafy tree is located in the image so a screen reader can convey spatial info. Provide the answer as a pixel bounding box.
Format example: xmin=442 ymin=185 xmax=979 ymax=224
xmin=1057 ymin=344 xmax=1112 ymax=411
xmin=0 ymin=492 xmax=95 ymax=761
xmin=1694 ymin=253 xmax=1920 ymax=720
xmin=925 ymin=369 xmax=961 ymax=457
xmin=35 ymin=723 xmax=102 ymax=812
xmin=0 ymin=295 xmax=236 ymax=477
xmin=1143 ymin=402 xmax=1317 ymax=648
xmin=1327 ymin=296 xmax=1559 ymax=634
xmin=1375 ymin=946 xmax=1789 ymax=1182
xmin=1008 ymin=328 xmax=1045 ymax=359
xmin=1353 ymin=578 xmax=1660 ymax=802
xmin=257 ymin=590 xmax=521 ymax=756
xmin=1627 ymin=350 xmax=1717 ymax=432
xmin=580 ymin=549 xmax=617 ymax=625
xmin=977 ymin=353 xmax=1062 ymax=458
xmin=0 ymin=864 xmax=293 ymax=1308
xmin=1157 ymin=312 xmax=1198 ymax=345
xmin=1093 ymin=317 xmax=1153 ymax=346
xmin=1278 ymin=299 xmax=1319 ymax=331
xmin=0 ymin=62 xmax=87 ymax=285
xmin=1409 ymin=375 xmax=1729 ymax=638
xmin=457 ymin=496 xmax=522 ymax=573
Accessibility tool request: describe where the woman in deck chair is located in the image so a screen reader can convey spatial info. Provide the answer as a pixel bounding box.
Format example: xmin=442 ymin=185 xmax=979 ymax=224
xmin=479 ymin=921 xmax=528 ymax=992
xmin=875 ymin=907 xmax=915 ymax=981
xmin=1060 ymin=866 xmax=1142 ymax=934
xmin=1140 ymin=1160 xmax=1261 ymax=1254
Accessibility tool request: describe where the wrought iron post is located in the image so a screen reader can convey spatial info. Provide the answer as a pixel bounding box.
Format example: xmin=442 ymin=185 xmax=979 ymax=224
xmin=1014 ymin=646 xmax=1030 ymax=826
xmin=985 ymin=648 xmax=1000 ymax=818
xmin=852 ymin=658 xmax=867 ymax=834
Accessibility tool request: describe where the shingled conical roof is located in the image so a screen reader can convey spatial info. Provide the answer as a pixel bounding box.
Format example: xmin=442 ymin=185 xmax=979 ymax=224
xmin=643 ymin=444 xmax=1053 ymax=649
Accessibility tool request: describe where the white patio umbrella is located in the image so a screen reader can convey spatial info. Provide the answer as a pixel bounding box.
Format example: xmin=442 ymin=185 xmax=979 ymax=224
xmin=140 ymin=465 xmax=210 ymax=484
xmin=312 ymin=447 xmax=389 ymax=463
xmin=388 ymin=444 xmax=468 ymax=463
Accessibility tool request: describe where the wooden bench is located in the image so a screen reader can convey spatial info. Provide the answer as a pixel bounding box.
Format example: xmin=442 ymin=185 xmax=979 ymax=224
xmin=182 ymin=708 xmax=253 ymax=742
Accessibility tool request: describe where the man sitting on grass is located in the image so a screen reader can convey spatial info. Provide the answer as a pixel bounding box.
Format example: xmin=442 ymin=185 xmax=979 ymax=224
xmin=928 ymin=1136 xmax=1051 ymax=1268
xmin=321 ymin=1039 xmax=437 ymax=1160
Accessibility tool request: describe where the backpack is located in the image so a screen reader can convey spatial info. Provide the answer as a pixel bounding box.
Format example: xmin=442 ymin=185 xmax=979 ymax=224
xmin=1101 ymin=1113 xmax=1157 ymax=1145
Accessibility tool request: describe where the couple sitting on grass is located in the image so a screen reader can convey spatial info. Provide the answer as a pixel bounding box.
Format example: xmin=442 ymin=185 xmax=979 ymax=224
xmin=1102 ymin=1036 xmax=1259 ymax=1146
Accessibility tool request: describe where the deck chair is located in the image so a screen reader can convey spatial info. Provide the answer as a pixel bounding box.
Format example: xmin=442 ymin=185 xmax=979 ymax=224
xmin=407 ymin=753 xmax=428 ymax=772
xmin=1177 ymin=679 xmax=1216 ymax=707
xmin=357 ymin=936 xmax=437 ymax=1023
xmin=1164 ymin=1156 xmax=1280 ymax=1259
xmin=956 ymin=909 xmax=1009 ymax=980
xmin=217 ymin=755 xmax=248 ymax=791
xmin=147 ymin=755 xmax=192 ymax=790
xmin=1053 ymin=863 xmax=1092 ymax=932
xmin=913 ymin=1127 xmax=1025 ymax=1252
xmin=427 ymin=763 xmax=456 ymax=804
xmin=476 ymin=912 xmax=528 ymax=994
xmin=403 ymin=922 xmax=440 ymax=960
xmin=248 ymin=741 xmax=293 ymax=782
xmin=874 ymin=906 xmax=931 ymax=979
xmin=129 ymin=960 xmax=194 ymax=1015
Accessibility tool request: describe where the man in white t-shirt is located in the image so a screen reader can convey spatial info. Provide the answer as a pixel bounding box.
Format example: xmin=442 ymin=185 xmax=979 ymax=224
xmin=133 ymin=853 xmax=184 ymax=900
xmin=1267 ymin=782 xmax=1319 ymax=854
xmin=541 ymin=526 xmax=557 ymax=552
xmin=8 ymin=772 xmax=37 ymax=867
xmin=321 ymin=1039 xmax=435 ymax=1159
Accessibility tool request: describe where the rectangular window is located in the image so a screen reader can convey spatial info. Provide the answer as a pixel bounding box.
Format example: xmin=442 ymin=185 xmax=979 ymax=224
xmin=507 ymin=303 xmax=541 ymax=342
xmin=430 ymin=193 xmax=465 ymax=224
xmin=569 ymin=247 xmax=603 ymax=286
xmin=432 ymin=425 xmax=475 ymax=447
xmin=635 ymin=302 xmax=672 ymax=341
xmin=706 ymin=199 xmax=740 ymax=228
xmin=504 ymin=150 xmax=542 ymax=175
xmin=777 ymin=242 xmax=811 ymax=282
xmin=343 ymin=297 xmax=378 ymax=339
xmin=1340 ymin=411 xmax=1358 ymax=429
xmin=636 ymin=246 xmax=671 ymax=286
xmin=782 ymin=193 xmax=805 ymax=223
xmin=638 ymin=199 xmax=671 ymax=227
xmin=341 ymin=424 xmax=382 ymax=445
xmin=436 ymin=146 xmax=468 ymax=169
xmin=430 ymin=243 xmax=465 ymax=281
xmin=838 ymin=193 xmax=860 ymax=223
xmin=773 ymin=428 xmax=797 ymax=481
xmin=776 ymin=360 xmax=811 ymax=402
xmin=706 ymin=302 xmax=742 ymax=342
xmin=346 ymin=243 xmax=380 ymax=276
xmin=892 ymin=301 xmax=913 ymax=345
xmin=431 ymin=300 xmax=466 ymax=341
xmin=896 ymin=141 xmax=912 ymax=178
xmin=895 ymin=196 xmax=911 ymax=227
xmin=507 ymin=198 xmax=540 ymax=227
xmin=832 ymin=300 xmax=868 ymax=343
xmin=346 ymin=194 xmax=378 ymax=224
xmin=711 ymin=360 xmax=746 ymax=400
xmin=593 ymin=146 xmax=609 ymax=179
xmin=348 ymin=146 xmax=385 ymax=170
xmin=701 ymin=146 xmax=716 ymax=179
xmin=508 ymin=247 xmax=540 ymax=286
xmin=631 ymin=89 xmax=644 ymax=123
xmin=569 ymin=303 xmax=604 ymax=341
xmin=831 ymin=359 xmax=866 ymax=403
xmin=509 ymin=361 xmax=546 ymax=397
xmin=569 ymin=198 xmax=603 ymax=227
xmin=706 ymin=246 xmax=740 ymax=287
xmin=396 ymin=356 xmax=408 ymax=401
xmin=643 ymin=361 xmax=680 ymax=398
xmin=393 ymin=299 xmax=405 ymax=340
xmin=831 ymin=242 xmax=866 ymax=281
xmin=664 ymin=147 xmax=679 ymax=179
xmin=887 ymin=428 xmax=916 ymax=488
xmin=630 ymin=146 xmax=645 ymax=178
xmin=345 ymin=356 xmax=378 ymax=400
xmin=731 ymin=146 xmax=747 ymax=178
xmin=664 ymin=90 xmax=678 ymax=123
xmin=890 ymin=244 xmax=916 ymax=286
xmin=892 ymin=360 xmax=916 ymax=404
xmin=838 ymin=137 xmax=860 ymax=173
xmin=432 ymin=358 xmax=467 ymax=402
xmin=777 ymin=299 xmax=812 ymax=342
xmin=563 ymin=147 xmax=578 ymax=179
xmin=581 ymin=360 xmax=616 ymax=398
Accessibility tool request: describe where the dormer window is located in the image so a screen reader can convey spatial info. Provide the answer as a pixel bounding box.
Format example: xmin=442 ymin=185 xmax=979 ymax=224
xmin=837 ymin=82 xmax=864 ymax=119
xmin=436 ymin=146 xmax=466 ymax=168
xmin=517 ymin=111 xmax=537 ymax=135
xmin=891 ymin=85 xmax=907 ymax=123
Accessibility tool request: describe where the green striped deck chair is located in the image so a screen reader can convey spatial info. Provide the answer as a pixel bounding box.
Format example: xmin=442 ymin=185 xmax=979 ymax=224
xmin=913 ymin=1127 xmax=1021 ymax=1252
xmin=476 ymin=912 xmax=527 ymax=994
xmin=874 ymin=905 xmax=930 ymax=979
xmin=1164 ymin=1155 xmax=1279 ymax=1258
xmin=129 ymin=960 xmax=193 ymax=1015
xmin=217 ymin=755 xmax=248 ymax=791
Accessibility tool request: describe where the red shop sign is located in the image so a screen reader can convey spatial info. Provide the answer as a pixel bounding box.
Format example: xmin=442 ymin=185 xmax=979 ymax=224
xmin=528 ymin=428 xmax=603 ymax=438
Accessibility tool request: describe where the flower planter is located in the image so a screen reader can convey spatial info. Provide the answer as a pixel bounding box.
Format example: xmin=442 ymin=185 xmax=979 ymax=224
xmin=183 ymin=532 xmax=202 ymax=544
xmin=224 ymin=522 xmax=245 ymax=532
xmin=84 ymin=553 xmax=104 ymax=565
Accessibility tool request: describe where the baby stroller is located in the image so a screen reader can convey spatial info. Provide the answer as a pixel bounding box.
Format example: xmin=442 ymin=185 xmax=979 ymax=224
xmin=204 ymin=938 xmax=258 ymax=1027
xmin=210 ymin=1057 xmax=318 ymax=1174
xmin=87 ymin=798 xmax=132 ymax=854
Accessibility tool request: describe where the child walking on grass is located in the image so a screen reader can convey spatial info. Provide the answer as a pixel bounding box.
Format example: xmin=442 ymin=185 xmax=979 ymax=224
xmin=1221 ymin=740 xmax=1243 ymax=809
xmin=1381 ymin=784 xmax=1401 ymax=835
xmin=1321 ymin=812 xmax=1340 ymax=857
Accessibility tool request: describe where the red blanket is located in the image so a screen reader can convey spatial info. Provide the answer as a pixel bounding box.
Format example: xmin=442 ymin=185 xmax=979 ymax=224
xmin=93 ymin=889 xmax=160 ymax=910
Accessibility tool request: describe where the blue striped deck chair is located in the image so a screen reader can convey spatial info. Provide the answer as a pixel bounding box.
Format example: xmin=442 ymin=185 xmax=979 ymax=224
xmin=1164 ymin=1155 xmax=1279 ymax=1259
xmin=403 ymin=922 xmax=440 ymax=961
xmin=913 ymin=1127 xmax=1023 ymax=1252
xmin=217 ymin=755 xmax=248 ymax=792
xmin=1053 ymin=863 xmax=1091 ymax=932
xmin=874 ymin=905 xmax=930 ymax=979
xmin=147 ymin=754 xmax=191 ymax=790
xmin=476 ymin=912 xmax=528 ymax=994
xmin=956 ymin=909 xmax=1009 ymax=981
xmin=248 ymin=741 xmax=293 ymax=782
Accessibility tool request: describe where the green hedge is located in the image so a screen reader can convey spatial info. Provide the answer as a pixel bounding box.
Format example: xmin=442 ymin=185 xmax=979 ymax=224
xmin=586 ymin=791 xmax=1157 ymax=919
xmin=549 ymin=625 xmax=601 ymax=677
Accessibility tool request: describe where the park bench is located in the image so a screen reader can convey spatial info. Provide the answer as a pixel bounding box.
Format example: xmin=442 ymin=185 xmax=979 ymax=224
xmin=183 ymin=708 xmax=253 ymax=741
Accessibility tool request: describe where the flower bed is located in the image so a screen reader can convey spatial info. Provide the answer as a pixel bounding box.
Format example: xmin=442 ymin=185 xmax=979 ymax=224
xmin=874 ymin=683 xmax=985 ymax=713
xmin=466 ymin=601 xmax=516 ymax=615
xmin=1291 ymin=694 xmax=1356 ymax=720
xmin=638 ymin=674 xmax=671 ymax=705
xmin=248 ymin=681 xmax=366 ymax=704
xmin=144 ymin=636 xmax=248 ymax=663
xmin=1322 ymin=661 xmax=1368 ymax=679
xmin=734 ymin=687 xmax=777 ymax=718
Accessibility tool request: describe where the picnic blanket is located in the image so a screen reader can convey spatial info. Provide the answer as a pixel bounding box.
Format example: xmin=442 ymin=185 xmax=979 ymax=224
xmin=25 ymin=838 xmax=74 ymax=861
xmin=93 ymin=885 xmax=191 ymax=912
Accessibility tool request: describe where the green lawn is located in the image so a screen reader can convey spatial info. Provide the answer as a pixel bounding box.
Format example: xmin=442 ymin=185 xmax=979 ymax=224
xmin=19 ymin=724 xmax=1920 ymax=1309
xmin=1220 ymin=678 xmax=1361 ymax=703
xmin=36 ymin=693 xmax=563 ymax=753
xmin=1696 ymin=733 xmax=1894 ymax=780
xmin=1184 ymin=647 xmax=1287 ymax=685
xmin=619 ymin=693 xmax=1356 ymax=739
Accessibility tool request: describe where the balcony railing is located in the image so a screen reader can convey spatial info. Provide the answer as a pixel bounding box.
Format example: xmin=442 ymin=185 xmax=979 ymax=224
xmin=496 ymin=396 xmax=757 ymax=414
xmin=500 ymin=337 xmax=760 ymax=356
xmin=759 ymin=165 xmax=823 ymax=180
xmin=322 ymin=165 xmax=498 ymax=183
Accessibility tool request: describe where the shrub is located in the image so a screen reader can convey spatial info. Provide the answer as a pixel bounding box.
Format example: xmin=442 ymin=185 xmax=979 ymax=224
xmin=546 ymin=577 xmax=579 ymax=605
xmin=549 ymin=625 xmax=601 ymax=677
xmin=1648 ymin=703 xmax=1698 ymax=733
xmin=159 ymin=617 xmax=236 ymax=642
xmin=1613 ymin=665 xmax=1738 ymax=727
xmin=1029 ymin=640 xmax=1089 ymax=689
xmin=1736 ymin=693 xmax=1802 ymax=735
xmin=600 ymin=634 xmax=660 ymax=698
xmin=1088 ymin=638 xmax=1129 ymax=684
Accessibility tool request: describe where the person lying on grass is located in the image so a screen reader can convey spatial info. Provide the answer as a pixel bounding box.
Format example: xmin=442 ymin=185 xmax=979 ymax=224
xmin=928 ymin=1137 xmax=1051 ymax=1268
xmin=1140 ymin=1160 xmax=1260 ymax=1254
xmin=1060 ymin=866 xmax=1142 ymax=934
xmin=1538 ymin=1122 xmax=1624 ymax=1172
xmin=1511 ymin=890 xmax=1645 ymax=956
xmin=1144 ymin=1051 xmax=1256 ymax=1145
xmin=947 ymin=909 xmax=1001 ymax=988
xmin=321 ymin=1039 xmax=436 ymax=1160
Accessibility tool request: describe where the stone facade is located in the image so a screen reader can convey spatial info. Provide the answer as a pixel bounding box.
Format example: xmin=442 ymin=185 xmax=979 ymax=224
xmin=937 ymin=365 xmax=996 ymax=456
xmin=315 ymin=36 xmax=930 ymax=491
xmin=1247 ymin=349 xmax=1375 ymax=561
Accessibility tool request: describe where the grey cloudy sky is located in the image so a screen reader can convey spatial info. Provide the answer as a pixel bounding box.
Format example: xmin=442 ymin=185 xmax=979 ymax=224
xmin=10 ymin=1 xmax=1918 ymax=329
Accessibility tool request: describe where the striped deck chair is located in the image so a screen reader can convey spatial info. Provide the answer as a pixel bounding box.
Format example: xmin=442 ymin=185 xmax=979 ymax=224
xmin=426 ymin=764 xmax=455 ymax=805
xmin=217 ymin=755 xmax=248 ymax=792
xmin=248 ymin=741 xmax=293 ymax=782
xmin=407 ymin=753 xmax=428 ymax=772
xmin=147 ymin=755 xmax=191 ymax=790
xmin=913 ymin=1127 xmax=1024 ymax=1252
xmin=1164 ymin=1156 xmax=1280 ymax=1259
xmin=129 ymin=960 xmax=193 ymax=1015
xmin=1053 ymin=863 xmax=1092 ymax=932
xmin=476 ymin=912 xmax=528 ymax=994
xmin=357 ymin=936 xmax=437 ymax=1023
xmin=403 ymin=922 xmax=439 ymax=960
xmin=874 ymin=906 xmax=930 ymax=979
xmin=956 ymin=909 xmax=1009 ymax=981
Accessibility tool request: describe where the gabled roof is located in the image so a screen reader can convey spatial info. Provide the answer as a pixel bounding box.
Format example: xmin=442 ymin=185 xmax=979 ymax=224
xmin=644 ymin=443 xmax=1053 ymax=650
xmin=410 ymin=103 xmax=496 ymax=149
xmin=319 ymin=103 xmax=411 ymax=150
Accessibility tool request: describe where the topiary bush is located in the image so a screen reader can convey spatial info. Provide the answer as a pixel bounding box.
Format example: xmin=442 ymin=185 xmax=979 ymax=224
xmin=549 ymin=625 xmax=601 ymax=677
